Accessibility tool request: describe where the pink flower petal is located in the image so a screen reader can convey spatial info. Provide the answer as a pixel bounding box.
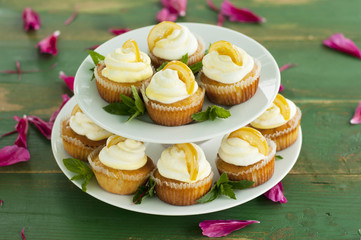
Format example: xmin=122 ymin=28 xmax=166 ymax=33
xmin=59 ymin=71 xmax=74 ymax=92
xmin=22 ymin=7 xmax=41 ymax=31
xmin=217 ymin=13 xmax=225 ymax=26
xmin=49 ymin=94 xmax=70 ymax=125
xmin=264 ymin=182 xmax=287 ymax=203
xmin=156 ymin=8 xmax=178 ymax=22
xmin=36 ymin=30 xmax=60 ymax=56
xmin=279 ymin=84 xmax=284 ymax=93
xmin=199 ymin=220 xmax=260 ymax=237
xmin=0 ymin=199 xmax=3 ymax=207
xmin=161 ymin=0 xmax=187 ymax=16
xmin=323 ymin=33 xmax=361 ymax=59
xmin=221 ymin=0 xmax=265 ymax=23
xmin=16 ymin=61 xmax=22 ymax=80
xmin=109 ymin=28 xmax=131 ymax=36
xmin=86 ymin=44 xmax=100 ymax=50
xmin=64 ymin=6 xmax=78 ymax=25
xmin=27 ymin=116 xmax=52 ymax=140
xmin=350 ymin=101 xmax=361 ymax=124
xmin=207 ymin=0 xmax=219 ymax=12
xmin=280 ymin=63 xmax=297 ymax=72
xmin=1 ymin=130 xmax=17 ymax=138
xmin=0 ymin=145 xmax=30 ymax=167
xmin=21 ymin=227 xmax=26 ymax=240
xmin=14 ymin=115 xmax=29 ymax=149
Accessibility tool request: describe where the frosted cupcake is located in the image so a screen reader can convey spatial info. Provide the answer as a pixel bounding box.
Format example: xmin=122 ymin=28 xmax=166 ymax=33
xmin=61 ymin=105 xmax=112 ymax=161
xmin=152 ymin=143 xmax=213 ymax=205
xmin=88 ymin=135 xmax=155 ymax=195
xmin=142 ymin=61 xmax=205 ymax=126
xmin=216 ymin=127 xmax=276 ymax=187
xmin=199 ymin=40 xmax=260 ymax=105
xmin=147 ymin=21 xmax=205 ymax=68
xmin=250 ymin=94 xmax=301 ymax=151
xmin=94 ymin=39 xmax=154 ymax=102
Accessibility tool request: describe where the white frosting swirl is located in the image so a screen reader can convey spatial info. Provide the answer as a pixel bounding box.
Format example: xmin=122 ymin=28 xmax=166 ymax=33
xmin=145 ymin=68 xmax=198 ymax=104
xmin=152 ymin=25 xmax=198 ymax=60
xmin=250 ymin=99 xmax=297 ymax=129
xmin=69 ymin=112 xmax=112 ymax=141
xmin=101 ymin=47 xmax=153 ymax=83
xmin=202 ymin=46 xmax=254 ymax=84
xmin=98 ymin=136 xmax=147 ymax=170
xmin=218 ymin=135 xmax=266 ymax=166
xmin=157 ymin=143 xmax=212 ymax=183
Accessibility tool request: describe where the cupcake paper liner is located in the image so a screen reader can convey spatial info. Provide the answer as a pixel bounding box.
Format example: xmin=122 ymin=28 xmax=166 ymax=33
xmin=199 ymin=59 xmax=261 ymax=105
xmin=152 ymin=170 xmax=214 ymax=206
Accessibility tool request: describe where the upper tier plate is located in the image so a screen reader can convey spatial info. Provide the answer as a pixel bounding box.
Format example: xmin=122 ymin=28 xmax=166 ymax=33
xmin=74 ymin=23 xmax=280 ymax=144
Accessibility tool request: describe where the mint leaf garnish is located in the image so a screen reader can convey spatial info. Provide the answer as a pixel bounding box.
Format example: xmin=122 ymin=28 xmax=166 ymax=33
xmin=181 ymin=53 xmax=189 ymax=64
xmin=197 ymin=173 xmax=254 ymax=203
xmin=157 ymin=62 xmax=168 ymax=71
xmin=205 ymin=43 xmax=211 ymax=55
xmin=103 ymin=85 xmax=146 ymax=122
xmin=192 ymin=105 xmax=231 ymax=122
xmin=63 ymin=158 xmax=94 ymax=192
xmin=132 ymin=178 xmax=156 ymax=204
xmin=275 ymin=155 xmax=284 ymax=160
xmin=189 ymin=62 xmax=203 ymax=74
xmin=87 ymin=50 xmax=105 ymax=65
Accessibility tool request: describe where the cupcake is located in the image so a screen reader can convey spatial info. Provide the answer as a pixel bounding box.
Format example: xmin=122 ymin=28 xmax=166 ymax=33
xmin=61 ymin=104 xmax=112 ymax=161
xmin=88 ymin=135 xmax=155 ymax=195
xmin=216 ymin=127 xmax=276 ymax=187
xmin=142 ymin=61 xmax=205 ymax=126
xmin=94 ymin=39 xmax=154 ymax=102
xmin=147 ymin=21 xmax=205 ymax=68
xmin=152 ymin=143 xmax=213 ymax=205
xmin=199 ymin=40 xmax=260 ymax=105
xmin=250 ymin=94 xmax=302 ymax=151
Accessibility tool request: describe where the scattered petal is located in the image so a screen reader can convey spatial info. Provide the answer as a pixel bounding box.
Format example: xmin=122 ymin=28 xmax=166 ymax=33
xmin=156 ymin=8 xmax=178 ymax=22
xmin=161 ymin=0 xmax=187 ymax=16
xmin=86 ymin=44 xmax=100 ymax=50
xmin=264 ymin=182 xmax=287 ymax=203
xmin=21 ymin=227 xmax=26 ymax=240
xmin=22 ymin=7 xmax=41 ymax=31
xmin=280 ymin=63 xmax=297 ymax=72
xmin=207 ymin=0 xmax=219 ymax=12
xmin=49 ymin=94 xmax=70 ymax=125
xmin=27 ymin=116 xmax=52 ymax=140
xmin=217 ymin=13 xmax=225 ymax=26
xmin=0 ymin=199 xmax=3 ymax=207
xmin=199 ymin=220 xmax=259 ymax=237
xmin=350 ymin=101 xmax=361 ymax=124
xmin=0 ymin=145 xmax=30 ymax=167
xmin=323 ymin=33 xmax=361 ymax=59
xmin=14 ymin=115 xmax=29 ymax=149
xmin=2 ymin=61 xmax=40 ymax=79
xmin=59 ymin=71 xmax=74 ymax=92
xmin=279 ymin=84 xmax=284 ymax=93
xmin=16 ymin=61 xmax=22 ymax=80
xmin=64 ymin=6 xmax=78 ymax=25
xmin=36 ymin=30 xmax=61 ymax=56
xmin=221 ymin=0 xmax=265 ymax=23
xmin=109 ymin=28 xmax=131 ymax=36
xmin=1 ymin=130 xmax=17 ymax=138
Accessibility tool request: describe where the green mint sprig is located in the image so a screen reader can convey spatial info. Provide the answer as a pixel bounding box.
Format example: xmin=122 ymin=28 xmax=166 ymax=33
xmin=189 ymin=62 xmax=203 ymax=74
xmin=275 ymin=155 xmax=284 ymax=160
xmin=87 ymin=50 xmax=105 ymax=81
xmin=156 ymin=62 xmax=168 ymax=71
xmin=181 ymin=53 xmax=189 ymax=64
xmin=197 ymin=173 xmax=254 ymax=203
xmin=204 ymin=43 xmax=211 ymax=55
xmin=103 ymin=85 xmax=146 ymax=122
xmin=63 ymin=158 xmax=94 ymax=192
xmin=156 ymin=53 xmax=202 ymax=74
xmin=192 ymin=105 xmax=231 ymax=122
xmin=132 ymin=178 xmax=156 ymax=204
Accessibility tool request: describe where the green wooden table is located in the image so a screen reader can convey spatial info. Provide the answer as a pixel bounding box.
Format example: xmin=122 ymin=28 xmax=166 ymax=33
xmin=1 ymin=0 xmax=361 ymax=239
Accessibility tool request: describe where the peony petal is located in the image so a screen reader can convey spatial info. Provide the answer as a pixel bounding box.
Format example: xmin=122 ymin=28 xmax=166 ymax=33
xmin=0 ymin=145 xmax=30 ymax=167
xmin=14 ymin=116 xmax=29 ymax=149
xmin=217 ymin=13 xmax=225 ymax=26
xmin=161 ymin=0 xmax=187 ymax=16
xmin=280 ymin=63 xmax=297 ymax=72
xmin=207 ymin=0 xmax=219 ymax=12
xmin=36 ymin=30 xmax=60 ymax=56
xmin=279 ymin=84 xmax=284 ymax=93
xmin=27 ymin=116 xmax=52 ymax=140
xmin=21 ymin=227 xmax=26 ymax=240
xmin=22 ymin=7 xmax=41 ymax=31
xmin=199 ymin=220 xmax=259 ymax=237
xmin=221 ymin=0 xmax=265 ymax=23
xmin=64 ymin=6 xmax=78 ymax=25
xmin=59 ymin=71 xmax=74 ymax=92
xmin=109 ymin=28 xmax=131 ymax=36
xmin=264 ymin=182 xmax=287 ymax=203
xmin=0 ymin=199 xmax=3 ymax=207
xmin=323 ymin=33 xmax=361 ymax=59
xmin=350 ymin=101 xmax=361 ymax=124
xmin=49 ymin=94 xmax=70 ymax=125
xmin=156 ymin=8 xmax=178 ymax=22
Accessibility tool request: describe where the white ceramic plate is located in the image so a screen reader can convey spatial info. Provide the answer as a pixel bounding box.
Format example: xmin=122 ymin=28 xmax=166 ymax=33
xmin=52 ymin=97 xmax=301 ymax=216
xmin=74 ymin=23 xmax=280 ymax=144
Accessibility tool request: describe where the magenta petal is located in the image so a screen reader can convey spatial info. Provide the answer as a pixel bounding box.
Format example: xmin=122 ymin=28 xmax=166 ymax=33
xmin=27 ymin=116 xmax=52 ymax=140
xmin=22 ymin=7 xmax=41 ymax=31
xmin=323 ymin=33 xmax=361 ymax=59
xmin=217 ymin=13 xmax=225 ymax=26
xmin=0 ymin=145 xmax=30 ymax=167
xmin=161 ymin=0 xmax=187 ymax=16
xmin=156 ymin=8 xmax=178 ymax=22
xmin=221 ymin=0 xmax=265 ymax=23
xmin=14 ymin=116 xmax=29 ymax=148
xmin=207 ymin=0 xmax=219 ymax=12
xmin=264 ymin=182 xmax=287 ymax=203
xmin=280 ymin=63 xmax=297 ymax=72
xmin=109 ymin=28 xmax=131 ymax=36
xmin=0 ymin=199 xmax=3 ymax=207
xmin=59 ymin=71 xmax=74 ymax=92
xmin=279 ymin=84 xmax=284 ymax=93
xmin=350 ymin=101 xmax=361 ymax=124
xmin=64 ymin=6 xmax=78 ymax=25
xmin=36 ymin=30 xmax=60 ymax=56
xmin=199 ymin=220 xmax=259 ymax=238
xmin=86 ymin=44 xmax=100 ymax=50
xmin=21 ymin=227 xmax=26 ymax=240
xmin=49 ymin=94 xmax=70 ymax=125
